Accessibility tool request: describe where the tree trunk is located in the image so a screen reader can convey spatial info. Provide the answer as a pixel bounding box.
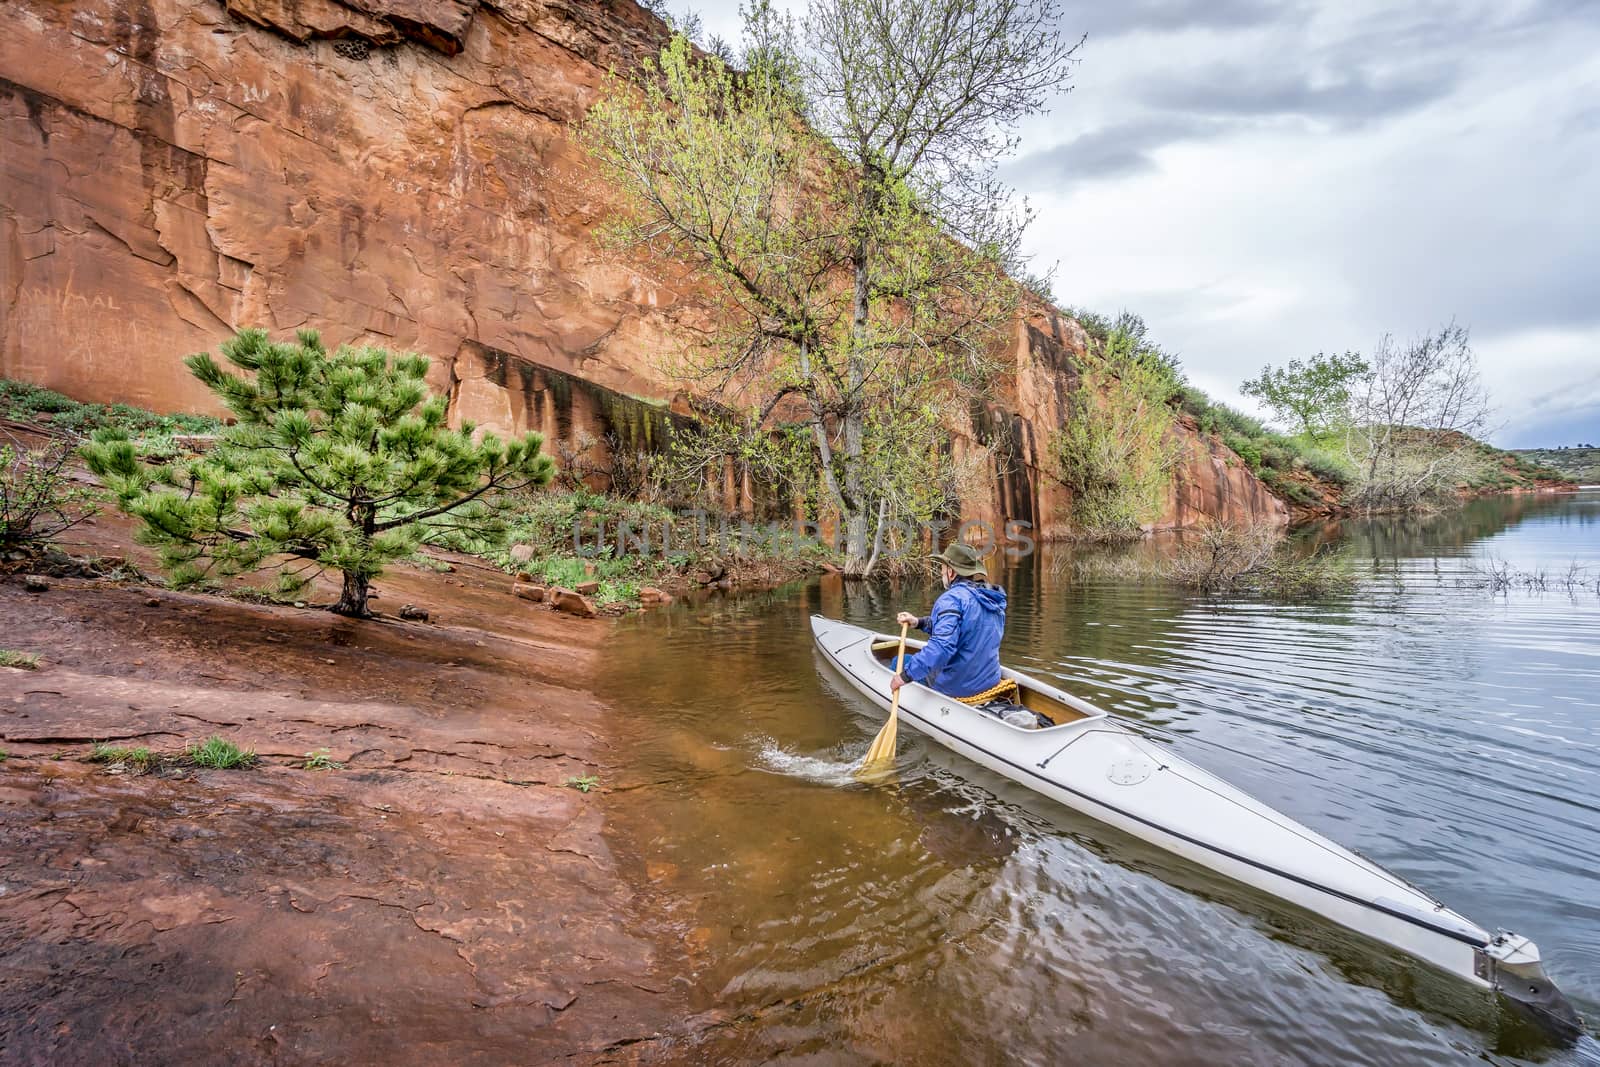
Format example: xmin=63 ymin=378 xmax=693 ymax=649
xmin=331 ymin=571 xmax=371 ymax=617
xmin=841 ymin=168 xmax=878 ymax=577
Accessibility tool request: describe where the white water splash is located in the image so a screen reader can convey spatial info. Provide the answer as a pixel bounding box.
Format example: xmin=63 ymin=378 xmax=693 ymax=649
xmin=754 ymin=738 xmax=865 ymax=785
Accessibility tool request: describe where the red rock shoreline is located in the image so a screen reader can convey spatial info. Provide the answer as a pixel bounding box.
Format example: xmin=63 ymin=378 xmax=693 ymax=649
xmin=1 ymin=538 xmax=686 ymax=1063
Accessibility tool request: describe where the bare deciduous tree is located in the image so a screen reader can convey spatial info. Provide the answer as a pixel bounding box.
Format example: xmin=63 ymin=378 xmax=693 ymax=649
xmin=1345 ymin=323 xmax=1495 ymax=510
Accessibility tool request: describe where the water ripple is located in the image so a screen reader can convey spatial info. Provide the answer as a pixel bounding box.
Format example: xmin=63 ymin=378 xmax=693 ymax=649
xmin=600 ymin=491 xmax=1600 ymax=1065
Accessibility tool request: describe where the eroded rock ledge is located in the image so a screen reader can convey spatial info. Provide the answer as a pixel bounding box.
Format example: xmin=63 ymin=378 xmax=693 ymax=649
xmin=0 ymin=541 xmax=679 ymax=1062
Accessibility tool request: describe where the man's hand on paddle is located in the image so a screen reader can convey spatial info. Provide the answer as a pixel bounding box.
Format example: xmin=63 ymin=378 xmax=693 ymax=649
xmin=891 ymin=612 xmax=918 ymax=691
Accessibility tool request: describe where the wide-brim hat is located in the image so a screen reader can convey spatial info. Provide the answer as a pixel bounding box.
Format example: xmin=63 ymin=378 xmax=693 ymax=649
xmin=928 ymin=541 xmax=990 ymax=578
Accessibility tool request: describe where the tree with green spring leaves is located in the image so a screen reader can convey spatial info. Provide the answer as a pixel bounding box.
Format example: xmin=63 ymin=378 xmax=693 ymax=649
xmin=82 ymin=329 xmax=555 ymax=617
xmin=582 ymin=0 xmax=1078 ymax=575
xmin=1240 ymin=351 xmax=1369 ymax=442
xmin=1052 ymin=325 xmax=1182 ymax=539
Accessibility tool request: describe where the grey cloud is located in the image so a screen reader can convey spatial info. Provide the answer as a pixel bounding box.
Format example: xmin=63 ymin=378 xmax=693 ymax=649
xmin=1352 ymin=222 xmax=1600 ymax=342
xmin=1065 ymin=0 xmax=1297 ymax=39
xmin=1566 ymin=103 xmax=1600 ymax=138
xmin=1004 ymin=117 xmax=1226 ymax=189
xmin=1518 ymin=0 xmax=1600 ymax=26
xmin=1503 ymin=391 xmax=1600 ymax=449
xmin=1137 ymin=65 xmax=1457 ymax=124
xmin=1010 ymin=0 xmax=1600 ymax=442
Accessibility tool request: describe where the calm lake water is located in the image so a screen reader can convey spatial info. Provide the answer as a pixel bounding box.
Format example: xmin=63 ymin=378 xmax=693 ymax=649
xmin=601 ymin=490 xmax=1600 ymax=1065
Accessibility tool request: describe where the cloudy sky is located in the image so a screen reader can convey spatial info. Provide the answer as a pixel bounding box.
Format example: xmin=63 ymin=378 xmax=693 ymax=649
xmin=692 ymin=0 xmax=1600 ymax=447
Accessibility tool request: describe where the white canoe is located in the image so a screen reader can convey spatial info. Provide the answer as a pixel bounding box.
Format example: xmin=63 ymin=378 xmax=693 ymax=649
xmin=811 ymin=615 xmax=1579 ymax=1034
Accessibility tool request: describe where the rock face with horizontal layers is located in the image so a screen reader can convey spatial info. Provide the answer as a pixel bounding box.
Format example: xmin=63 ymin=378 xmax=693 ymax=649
xmin=0 ymin=0 xmax=1285 ymax=536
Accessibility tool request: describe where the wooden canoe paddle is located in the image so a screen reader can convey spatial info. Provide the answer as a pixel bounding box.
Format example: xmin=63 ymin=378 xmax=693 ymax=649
xmin=857 ymin=621 xmax=909 ymax=775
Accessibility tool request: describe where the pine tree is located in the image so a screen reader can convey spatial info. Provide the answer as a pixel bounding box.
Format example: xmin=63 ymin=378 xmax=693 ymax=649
xmin=83 ymin=329 xmax=555 ymax=617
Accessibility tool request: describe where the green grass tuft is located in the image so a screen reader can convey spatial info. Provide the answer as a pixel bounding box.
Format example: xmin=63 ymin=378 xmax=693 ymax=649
xmin=88 ymin=743 xmax=156 ymax=769
xmin=185 ymin=736 xmax=256 ymax=769
xmin=0 ymin=649 xmax=41 ymax=670
xmin=565 ymin=774 xmax=600 ymax=793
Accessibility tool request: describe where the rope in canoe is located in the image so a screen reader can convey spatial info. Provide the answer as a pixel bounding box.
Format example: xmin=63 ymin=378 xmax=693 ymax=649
xmin=953 ymin=678 xmax=1020 ymax=705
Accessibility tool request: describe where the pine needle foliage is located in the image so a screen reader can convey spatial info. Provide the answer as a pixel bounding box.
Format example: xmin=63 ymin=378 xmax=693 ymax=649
xmin=82 ymin=329 xmax=555 ymax=616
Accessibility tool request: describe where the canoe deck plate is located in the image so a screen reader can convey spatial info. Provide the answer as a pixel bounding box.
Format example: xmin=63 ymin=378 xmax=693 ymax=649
xmin=1108 ymin=757 xmax=1155 ymax=786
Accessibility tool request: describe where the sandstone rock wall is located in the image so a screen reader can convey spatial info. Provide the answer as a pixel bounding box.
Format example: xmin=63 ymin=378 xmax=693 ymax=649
xmin=0 ymin=0 xmax=1286 ymax=536
xmin=955 ymin=312 xmax=1287 ymax=540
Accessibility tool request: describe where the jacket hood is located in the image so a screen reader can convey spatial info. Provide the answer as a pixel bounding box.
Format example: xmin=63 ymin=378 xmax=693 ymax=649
xmin=950 ymin=580 xmax=1007 ymax=616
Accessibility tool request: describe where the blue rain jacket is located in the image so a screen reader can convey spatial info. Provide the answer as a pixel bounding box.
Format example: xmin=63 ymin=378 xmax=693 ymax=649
xmin=898 ymin=580 xmax=1007 ymax=698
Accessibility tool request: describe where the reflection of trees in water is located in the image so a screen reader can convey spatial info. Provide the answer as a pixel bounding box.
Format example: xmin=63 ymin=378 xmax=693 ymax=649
xmin=1326 ymin=492 xmax=1582 ymax=567
xmin=996 ymin=545 xmax=1193 ymax=727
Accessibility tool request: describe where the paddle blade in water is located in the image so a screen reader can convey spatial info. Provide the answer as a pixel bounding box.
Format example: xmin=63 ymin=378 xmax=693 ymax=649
xmin=858 ymin=709 xmax=898 ymax=773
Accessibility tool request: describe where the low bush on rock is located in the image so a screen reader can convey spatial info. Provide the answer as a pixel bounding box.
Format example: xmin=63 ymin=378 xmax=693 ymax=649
xmin=88 ymin=743 xmax=157 ymax=770
xmin=1052 ymin=326 xmax=1182 ymax=540
xmin=1 ymin=432 xmax=99 ymax=552
xmin=482 ymin=488 xmax=827 ymax=609
xmin=0 ymin=379 xmax=219 ymax=438
xmin=0 ymin=649 xmax=41 ymax=670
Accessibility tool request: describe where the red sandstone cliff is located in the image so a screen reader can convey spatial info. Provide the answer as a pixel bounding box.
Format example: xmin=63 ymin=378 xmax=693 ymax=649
xmin=0 ymin=0 xmax=1286 ymax=536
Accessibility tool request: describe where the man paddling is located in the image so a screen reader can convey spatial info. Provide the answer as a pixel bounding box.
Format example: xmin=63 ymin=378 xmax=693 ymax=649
xmin=890 ymin=542 xmax=1008 ymax=700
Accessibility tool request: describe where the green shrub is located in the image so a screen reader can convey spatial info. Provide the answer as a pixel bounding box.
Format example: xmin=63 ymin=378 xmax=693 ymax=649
xmin=1053 ymin=343 xmax=1181 ymax=539
xmin=1222 ymin=432 xmax=1262 ymax=471
xmin=489 ymin=489 xmax=676 ymax=565
xmin=0 ymin=379 xmax=219 ymax=437
xmin=1176 ymin=384 xmax=1353 ymax=494
xmin=525 ymin=554 xmax=640 ymax=605
xmin=1258 ymin=441 xmax=1295 ymax=471
xmin=1254 ymin=467 xmax=1314 ymax=504
xmin=1210 ymin=404 xmax=1269 ymax=439
xmin=1 ymin=437 xmax=99 ymax=551
xmin=485 ymin=487 xmax=819 ymax=605
xmin=1177 ymin=384 xmax=1211 ymax=421
xmin=1297 ymin=446 xmax=1355 ymax=486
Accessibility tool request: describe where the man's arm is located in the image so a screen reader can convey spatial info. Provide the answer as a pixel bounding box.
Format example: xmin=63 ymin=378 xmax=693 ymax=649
xmin=898 ymin=606 xmax=961 ymax=685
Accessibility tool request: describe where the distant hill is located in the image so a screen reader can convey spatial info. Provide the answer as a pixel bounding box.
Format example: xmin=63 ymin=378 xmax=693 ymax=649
xmin=1513 ymin=446 xmax=1600 ymax=485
